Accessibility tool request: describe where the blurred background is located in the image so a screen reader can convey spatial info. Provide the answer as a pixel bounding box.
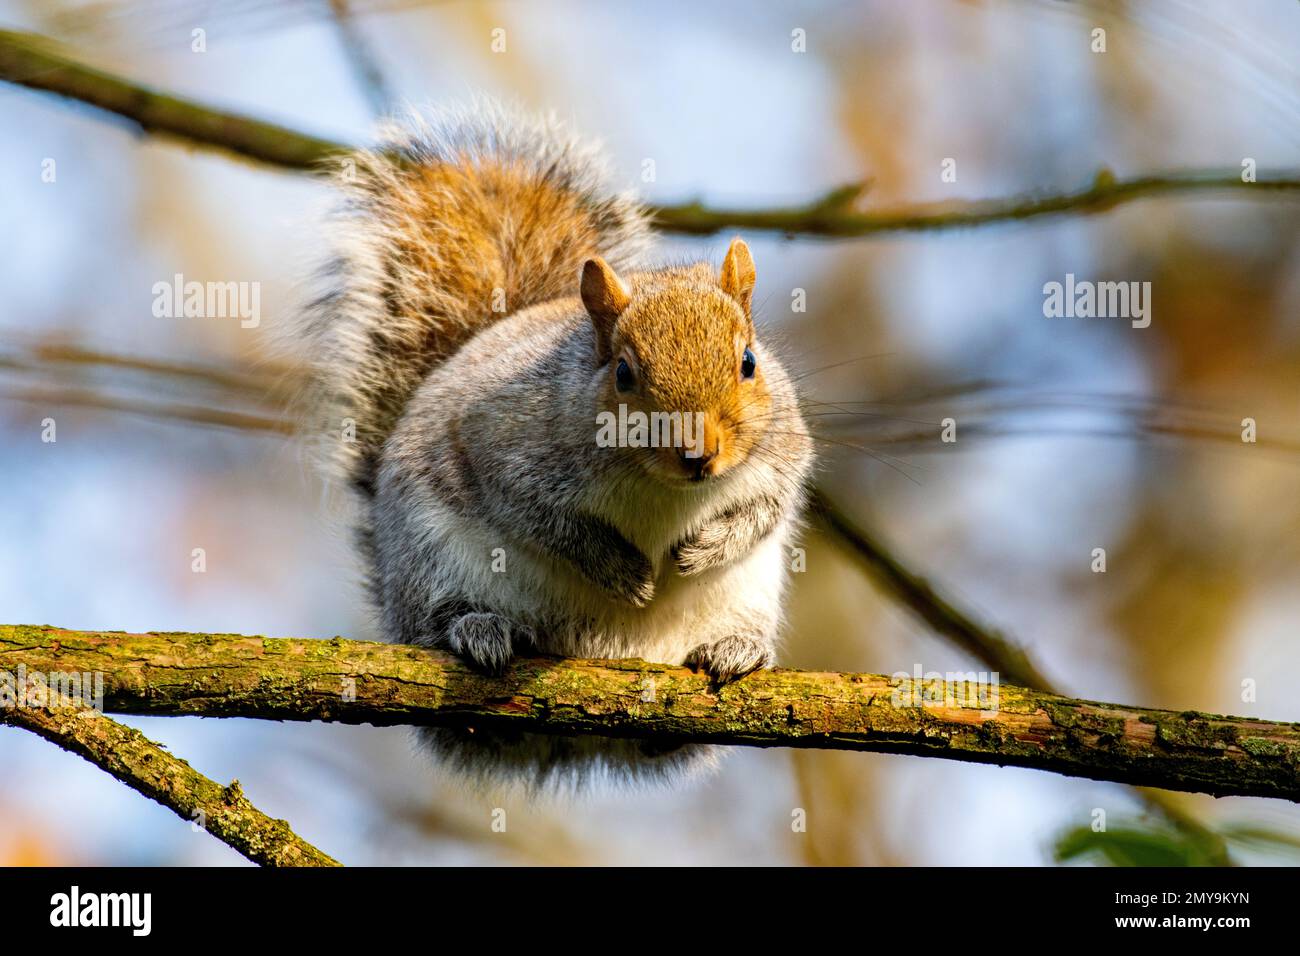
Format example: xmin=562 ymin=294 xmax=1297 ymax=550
xmin=1 ymin=0 xmax=1298 ymax=865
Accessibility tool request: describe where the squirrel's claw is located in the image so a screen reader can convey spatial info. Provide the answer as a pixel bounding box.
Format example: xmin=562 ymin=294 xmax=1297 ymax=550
xmin=446 ymin=612 xmax=535 ymax=675
xmin=603 ymin=552 xmax=656 ymax=607
xmin=622 ymin=575 xmax=656 ymax=608
xmin=686 ymin=634 xmax=773 ymax=684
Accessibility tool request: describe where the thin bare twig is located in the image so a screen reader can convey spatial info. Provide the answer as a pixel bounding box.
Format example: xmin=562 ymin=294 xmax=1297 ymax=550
xmin=2 ymin=29 xmax=1296 ymax=236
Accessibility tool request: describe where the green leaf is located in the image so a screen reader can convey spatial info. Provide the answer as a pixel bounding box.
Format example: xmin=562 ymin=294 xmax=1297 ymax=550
xmin=1054 ymin=823 xmax=1221 ymax=867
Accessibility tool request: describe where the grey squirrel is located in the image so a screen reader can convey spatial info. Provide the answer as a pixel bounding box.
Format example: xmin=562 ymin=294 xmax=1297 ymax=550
xmin=302 ymin=100 xmax=814 ymax=790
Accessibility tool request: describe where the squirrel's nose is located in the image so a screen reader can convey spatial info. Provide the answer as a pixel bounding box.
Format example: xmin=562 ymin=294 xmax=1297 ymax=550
xmin=679 ymin=445 xmax=718 ymax=479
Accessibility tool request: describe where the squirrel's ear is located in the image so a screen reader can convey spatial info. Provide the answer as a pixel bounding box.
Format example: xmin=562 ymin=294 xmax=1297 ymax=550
xmin=581 ymin=257 xmax=630 ymax=362
xmin=719 ymin=237 xmax=757 ymax=324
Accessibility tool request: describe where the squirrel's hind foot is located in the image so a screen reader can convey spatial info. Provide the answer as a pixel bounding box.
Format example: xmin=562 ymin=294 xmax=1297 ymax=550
xmin=445 ymin=612 xmax=536 ymax=675
xmin=686 ymin=634 xmax=774 ymax=684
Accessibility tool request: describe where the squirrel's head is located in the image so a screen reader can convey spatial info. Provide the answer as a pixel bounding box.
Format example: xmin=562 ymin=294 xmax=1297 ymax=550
xmin=583 ymin=237 xmax=774 ymax=485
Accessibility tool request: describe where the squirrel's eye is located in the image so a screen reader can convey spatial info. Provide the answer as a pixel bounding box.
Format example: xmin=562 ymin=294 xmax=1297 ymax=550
xmin=616 ymin=357 xmax=635 ymax=391
xmin=741 ymin=347 xmax=757 ymax=380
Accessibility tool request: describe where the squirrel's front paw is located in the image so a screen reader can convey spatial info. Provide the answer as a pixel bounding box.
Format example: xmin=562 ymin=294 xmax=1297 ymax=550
xmin=672 ymin=523 xmax=732 ymax=577
xmin=446 ymin=612 xmax=535 ymax=675
xmin=686 ymin=634 xmax=773 ymax=683
xmin=603 ymin=550 xmax=656 ymax=608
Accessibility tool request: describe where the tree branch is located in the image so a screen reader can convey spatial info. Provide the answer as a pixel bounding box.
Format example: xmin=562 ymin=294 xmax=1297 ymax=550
xmin=0 ymin=383 xmax=293 ymax=434
xmin=651 ymin=168 xmax=1300 ymax=237
xmin=1 ymin=701 xmax=339 ymax=866
xmin=327 ymin=0 xmax=396 ymax=117
xmin=2 ymin=29 xmax=1296 ymax=237
xmin=0 ymin=29 xmax=341 ymax=169
xmin=4 ymin=625 xmax=1298 ymax=802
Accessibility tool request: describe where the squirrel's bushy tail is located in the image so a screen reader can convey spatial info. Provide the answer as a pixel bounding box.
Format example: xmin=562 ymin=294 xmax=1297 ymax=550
xmin=302 ymin=98 xmax=652 ymax=499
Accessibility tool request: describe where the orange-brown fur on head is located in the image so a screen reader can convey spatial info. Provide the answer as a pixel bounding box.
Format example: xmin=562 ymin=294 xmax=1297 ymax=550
xmin=583 ymin=238 xmax=773 ymax=484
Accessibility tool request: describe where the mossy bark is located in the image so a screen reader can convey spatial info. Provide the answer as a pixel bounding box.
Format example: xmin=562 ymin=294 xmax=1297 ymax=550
xmin=4 ymin=625 xmax=1298 ymax=801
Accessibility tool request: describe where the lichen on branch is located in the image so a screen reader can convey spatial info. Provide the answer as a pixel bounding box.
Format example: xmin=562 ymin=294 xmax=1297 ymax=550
xmin=3 ymin=625 xmax=1298 ymax=803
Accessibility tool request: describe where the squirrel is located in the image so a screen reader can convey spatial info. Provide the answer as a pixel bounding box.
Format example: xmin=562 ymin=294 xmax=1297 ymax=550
xmin=301 ymin=99 xmax=814 ymax=790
